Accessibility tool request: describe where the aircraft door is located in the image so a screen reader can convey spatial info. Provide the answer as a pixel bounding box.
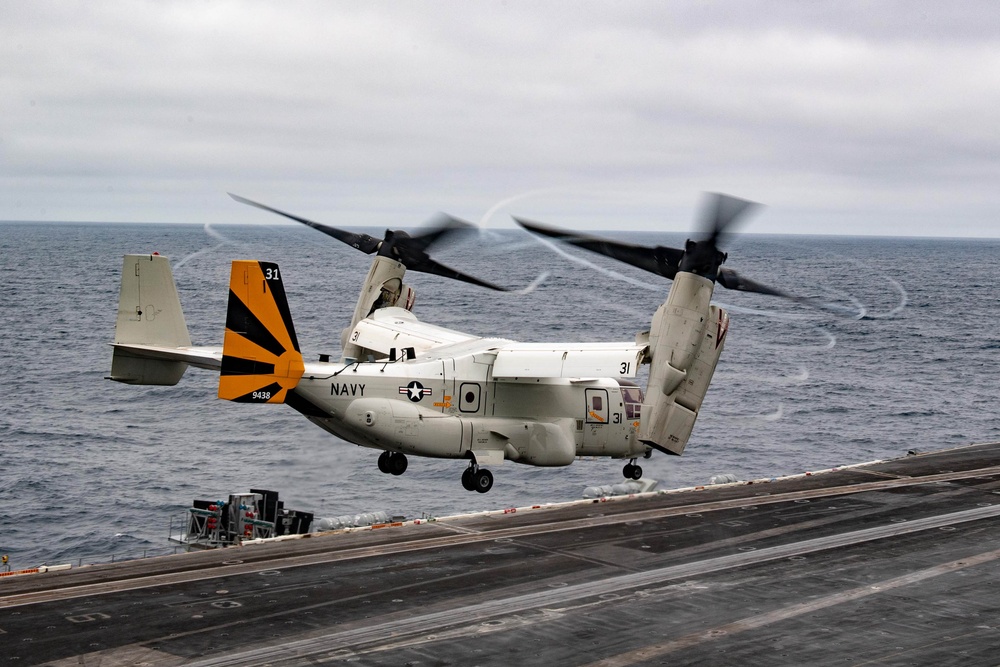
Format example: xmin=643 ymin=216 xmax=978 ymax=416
xmin=583 ymin=388 xmax=609 ymax=450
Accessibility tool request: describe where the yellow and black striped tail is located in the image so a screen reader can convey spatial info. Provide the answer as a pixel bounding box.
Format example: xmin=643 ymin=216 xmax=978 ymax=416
xmin=219 ymin=261 xmax=304 ymax=403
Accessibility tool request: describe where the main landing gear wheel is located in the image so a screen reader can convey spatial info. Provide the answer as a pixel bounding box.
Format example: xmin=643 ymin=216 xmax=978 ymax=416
xmin=461 ymin=464 xmax=494 ymax=493
xmin=474 ymin=469 xmax=493 ymax=493
xmin=623 ymin=460 xmax=643 ymax=480
xmin=378 ymin=451 xmax=408 ymax=476
xmin=461 ymin=467 xmax=476 ymax=491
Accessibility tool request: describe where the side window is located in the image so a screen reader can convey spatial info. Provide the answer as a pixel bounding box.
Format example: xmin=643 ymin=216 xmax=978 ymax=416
xmin=459 ymin=383 xmax=481 ymax=413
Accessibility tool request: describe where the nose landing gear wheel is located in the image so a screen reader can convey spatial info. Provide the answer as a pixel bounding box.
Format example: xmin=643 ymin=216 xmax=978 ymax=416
xmin=389 ymin=452 xmax=408 ymax=476
xmin=377 ymin=451 xmax=391 ymax=474
xmin=623 ymin=461 xmax=643 ymax=480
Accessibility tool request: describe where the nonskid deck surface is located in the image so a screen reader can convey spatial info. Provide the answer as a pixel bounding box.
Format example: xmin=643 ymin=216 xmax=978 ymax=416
xmin=3 ymin=442 xmax=1000 ymax=666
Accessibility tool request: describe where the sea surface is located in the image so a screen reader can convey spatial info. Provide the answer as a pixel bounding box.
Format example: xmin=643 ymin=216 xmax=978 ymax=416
xmin=1 ymin=220 xmax=998 ymax=568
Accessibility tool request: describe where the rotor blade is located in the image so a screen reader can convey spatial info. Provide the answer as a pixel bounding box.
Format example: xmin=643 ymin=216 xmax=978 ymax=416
xmin=229 ymin=193 xmax=382 ymax=254
xmin=403 ymin=213 xmax=477 ymax=254
xmin=699 ymin=193 xmax=761 ymax=243
xmin=718 ymin=267 xmax=859 ymax=316
xmin=411 ymin=256 xmax=508 ymax=291
xmin=384 ymin=214 xmax=504 ymax=289
xmin=717 ymin=267 xmax=791 ymax=297
xmin=514 ymin=217 xmax=684 ymax=280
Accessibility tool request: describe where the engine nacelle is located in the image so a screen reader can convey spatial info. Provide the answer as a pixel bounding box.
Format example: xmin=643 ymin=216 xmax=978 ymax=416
xmin=341 ymin=255 xmax=416 ymax=361
xmin=640 ymin=272 xmax=729 ymax=455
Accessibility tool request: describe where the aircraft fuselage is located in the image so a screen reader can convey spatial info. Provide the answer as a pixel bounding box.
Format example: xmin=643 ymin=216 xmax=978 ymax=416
xmin=290 ymin=354 xmax=646 ymax=465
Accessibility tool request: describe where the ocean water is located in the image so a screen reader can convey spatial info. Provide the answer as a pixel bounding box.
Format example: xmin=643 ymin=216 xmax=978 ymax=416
xmin=1 ymin=221 xmax=998 ymax=568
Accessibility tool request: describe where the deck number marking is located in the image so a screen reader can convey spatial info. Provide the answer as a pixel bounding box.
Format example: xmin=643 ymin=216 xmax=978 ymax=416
xmin=67 ymin=612 xmax=111 ymax=624
xmin=211 ymin=600 xmax=242 ymax=609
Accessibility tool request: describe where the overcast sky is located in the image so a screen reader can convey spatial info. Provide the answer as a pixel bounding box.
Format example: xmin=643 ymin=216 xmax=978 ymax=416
xmin=3 ymin=1 xmax=1000 ymax=236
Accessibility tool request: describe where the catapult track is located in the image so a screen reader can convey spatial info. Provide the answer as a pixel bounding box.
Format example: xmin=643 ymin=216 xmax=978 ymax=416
xmin=4 ymin=441 xmax=1000 ymax=665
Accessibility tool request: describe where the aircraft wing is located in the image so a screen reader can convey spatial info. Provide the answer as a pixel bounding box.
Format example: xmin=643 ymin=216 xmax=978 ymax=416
xmin=353 ymin=308 xmax=647 ymax=378
xmin=492 ymin=342 xmax=647 ymax=379
xmin=348 ymin=307 xmax=481 ymax=358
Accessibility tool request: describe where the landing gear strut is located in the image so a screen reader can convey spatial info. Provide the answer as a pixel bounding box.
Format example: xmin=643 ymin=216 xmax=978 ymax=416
xmin=377 ymin=451 xmax=408 ymax=476
xmin=461 ymin=462 xmax=493 ymax=493
xmin=623 ymin=458 xmax=643 ymax=480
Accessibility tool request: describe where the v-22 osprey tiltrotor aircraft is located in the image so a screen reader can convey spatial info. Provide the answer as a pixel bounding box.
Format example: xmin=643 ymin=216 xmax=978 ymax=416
xmin=108 ymin=193 xmax=794 ymax=493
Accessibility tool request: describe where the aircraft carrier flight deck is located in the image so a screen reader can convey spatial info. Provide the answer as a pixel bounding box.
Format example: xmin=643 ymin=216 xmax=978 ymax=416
xmin=3 ymin=441 xmax=1000 ymax=666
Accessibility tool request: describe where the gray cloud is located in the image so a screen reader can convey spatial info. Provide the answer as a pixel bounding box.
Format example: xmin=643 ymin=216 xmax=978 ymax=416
xmin=2 ymin=1 xmax=999 ymax=236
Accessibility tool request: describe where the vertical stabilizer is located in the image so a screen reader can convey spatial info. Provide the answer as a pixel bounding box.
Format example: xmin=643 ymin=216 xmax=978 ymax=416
xmin=109 ymin=254 xmax=192 ymax=385
xmin=219 ymin=261 xmax=304 ymax=403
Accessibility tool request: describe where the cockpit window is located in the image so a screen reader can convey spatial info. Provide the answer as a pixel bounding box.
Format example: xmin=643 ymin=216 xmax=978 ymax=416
xmin=622 ymin=387 xmax=643 ymax=420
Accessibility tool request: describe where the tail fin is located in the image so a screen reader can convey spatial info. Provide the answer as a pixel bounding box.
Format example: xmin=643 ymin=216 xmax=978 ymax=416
xmin=219 ymin=261 xmax=304 ymax=403
xmin=109 ymin=254 xmax=192 ymax=385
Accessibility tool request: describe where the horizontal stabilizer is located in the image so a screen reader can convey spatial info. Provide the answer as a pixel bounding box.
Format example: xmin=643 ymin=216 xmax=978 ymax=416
xmin=112 ymin=343 xmax=222 ymax=370
xmin=219 ymin=261 xmax=304 ymax=403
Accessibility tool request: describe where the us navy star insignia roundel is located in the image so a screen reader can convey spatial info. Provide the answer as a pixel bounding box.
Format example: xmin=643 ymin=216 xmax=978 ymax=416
xmin=399 ymin=380 xmax=432 ymax=402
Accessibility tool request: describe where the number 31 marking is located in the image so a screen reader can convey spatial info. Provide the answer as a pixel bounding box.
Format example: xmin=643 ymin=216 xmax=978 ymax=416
xmin=265 ymin=267 xmax=280 ymax=281
xmin=620 ymin=362 xmax=631 ymax=375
